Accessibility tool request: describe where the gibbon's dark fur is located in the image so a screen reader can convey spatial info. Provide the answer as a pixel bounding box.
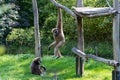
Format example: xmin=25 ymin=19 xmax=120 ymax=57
xmin=30 ymin=57 xmax=46 ymax=75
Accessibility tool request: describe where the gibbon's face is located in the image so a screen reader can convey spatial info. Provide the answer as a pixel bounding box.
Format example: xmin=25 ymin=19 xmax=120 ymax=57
xmin=34 ymin=57 xmax=41 ymax=65
xmin=52 ymin=28 xmax=58 ymax=36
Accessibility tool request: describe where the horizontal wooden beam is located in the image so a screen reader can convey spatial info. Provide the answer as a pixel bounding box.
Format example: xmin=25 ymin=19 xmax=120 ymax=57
xmin=87 ymin=54 xmax=119 ymax=67
xmin=72 ymin=47 xmax=86 ymax=60
xmin=50 ymin=0 xmax=76 ymax=18
xmin=72 ymin=47 xmax=119 ymax=67
xmin=72 ymin=7 xmax=117 ymax=18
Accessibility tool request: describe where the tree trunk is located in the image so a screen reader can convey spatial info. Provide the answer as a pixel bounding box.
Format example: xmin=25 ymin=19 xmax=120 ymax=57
xmin=32 ymin=0 xmax=41 ymax=57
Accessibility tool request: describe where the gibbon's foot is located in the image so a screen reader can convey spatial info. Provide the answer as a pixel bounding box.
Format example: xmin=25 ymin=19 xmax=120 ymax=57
xmin=55 ymin=56 xmax=63 ymax=59
xmin=51 ymin=55 xmax=56 ymax=58
xmin=48 ymin=47 xmax=51 ymax=51
xmin=40 ymin=73 xmax=44 ymax=76
xmin=55 ymin=56 xmax=60 ymax=59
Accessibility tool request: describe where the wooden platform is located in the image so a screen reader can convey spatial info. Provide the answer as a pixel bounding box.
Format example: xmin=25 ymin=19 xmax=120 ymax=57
xmin=72 ymin=7 xmax=117 ymax=17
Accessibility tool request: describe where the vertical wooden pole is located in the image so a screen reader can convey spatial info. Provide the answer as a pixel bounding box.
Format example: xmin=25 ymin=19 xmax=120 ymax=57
xmin=112 ymin=0 xmax=120 ymax=80
xmin=76 ymin=0 xmax=83 ymax=7
xmin=76 ymin=17 xmax=84 ymax=76
xmin=32 ymin=0 xmax=41 ymax=57
xmin=76 ymin=0 xmax=84 ymax=76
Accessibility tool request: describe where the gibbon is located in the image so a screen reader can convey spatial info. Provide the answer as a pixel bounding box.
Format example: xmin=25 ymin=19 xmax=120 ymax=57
xmin=30 ymin=57 xmax=46 ymax=76
xmin=48 ymin=7 xmax=65 ymax=58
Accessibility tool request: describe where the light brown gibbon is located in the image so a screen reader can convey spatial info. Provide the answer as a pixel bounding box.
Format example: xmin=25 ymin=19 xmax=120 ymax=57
xmin=48 ymin=7 xmax=65 ymax=58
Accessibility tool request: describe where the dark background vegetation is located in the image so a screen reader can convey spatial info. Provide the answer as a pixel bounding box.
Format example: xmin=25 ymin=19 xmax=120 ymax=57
xmin=0 ymin=0 xmax=114 ymax=58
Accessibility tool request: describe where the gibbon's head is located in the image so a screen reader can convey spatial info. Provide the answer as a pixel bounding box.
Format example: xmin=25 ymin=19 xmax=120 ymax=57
xmin=33 ymin=57 xmax=41 ymax=65
xmin=52 ymin=28 xmax=58 ymax=36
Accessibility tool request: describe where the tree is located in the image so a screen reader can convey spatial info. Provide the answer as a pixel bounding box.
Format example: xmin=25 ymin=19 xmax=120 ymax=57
xmin=32 ymin=0 xmax=41 ymax=57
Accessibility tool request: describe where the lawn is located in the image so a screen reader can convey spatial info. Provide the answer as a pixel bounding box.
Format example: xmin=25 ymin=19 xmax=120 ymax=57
xmin=0 ymin=54 xmax=113 ymax=80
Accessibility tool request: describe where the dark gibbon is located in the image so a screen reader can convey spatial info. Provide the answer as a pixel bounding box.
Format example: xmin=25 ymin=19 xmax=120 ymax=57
xmin=30 ymin=57 xmax=46 ymax=76
xmin=48 ymin=7 xmax=65 ymax=58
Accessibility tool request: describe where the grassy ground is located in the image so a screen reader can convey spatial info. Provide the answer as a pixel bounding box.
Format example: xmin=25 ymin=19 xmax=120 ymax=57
xmin=0 ymin=54 xmax=112 ymax=80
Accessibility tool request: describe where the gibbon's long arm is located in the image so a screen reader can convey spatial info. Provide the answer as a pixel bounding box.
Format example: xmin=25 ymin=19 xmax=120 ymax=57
xmin=56 ymin=8 xmax=63 ymax=33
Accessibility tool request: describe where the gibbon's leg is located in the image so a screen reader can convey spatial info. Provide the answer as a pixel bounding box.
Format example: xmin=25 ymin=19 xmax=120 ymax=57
xmin=54 ymin=40 xmax=65 ymax=58
xmin=48 ymin=41 xmax=57 ymax=51
xmin=48 ymin=41 xmax=57 ymax=57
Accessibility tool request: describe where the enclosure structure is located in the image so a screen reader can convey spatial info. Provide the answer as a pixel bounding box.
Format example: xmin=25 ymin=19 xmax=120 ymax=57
xmin=72 ymin=0 xmax=120 ymax=80
xmin=50 ymin=0 xmax=120 ymax=80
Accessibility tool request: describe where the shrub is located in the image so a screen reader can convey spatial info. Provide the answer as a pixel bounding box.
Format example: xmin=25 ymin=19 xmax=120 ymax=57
xmin=6 ymin=28 xmax=35 ymax=54
xmin=85 ymin=41 xmax=113 ymax=59
xmin=0 ymin=45 xmax=6 ymax=55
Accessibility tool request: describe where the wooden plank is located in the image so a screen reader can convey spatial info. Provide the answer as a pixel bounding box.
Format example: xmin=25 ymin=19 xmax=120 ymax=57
xmin=72 ymin=7 xmax=117 ymax=17
xmin=72 ymin=47 xmax=119 ymax=67
xmin=72 ymin=7 xmax=116 ymax=15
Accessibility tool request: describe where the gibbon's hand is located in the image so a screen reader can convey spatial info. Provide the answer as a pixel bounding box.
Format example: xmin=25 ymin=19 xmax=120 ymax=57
xmin=40 ymin=66 xmax=46 ymax=71
xmin=48 ymin=47 xmax=50 ymax=51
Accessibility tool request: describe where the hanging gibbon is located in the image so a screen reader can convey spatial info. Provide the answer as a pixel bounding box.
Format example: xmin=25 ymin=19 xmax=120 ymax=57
xmin=48 ymin=7 xmax=65 ymax=58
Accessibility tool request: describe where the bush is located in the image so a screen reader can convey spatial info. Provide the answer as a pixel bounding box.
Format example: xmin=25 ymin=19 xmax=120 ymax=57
xmin=85 ymin=41 xmax=113 ymax=59
xmin=6 ymin=28 xmax=35 ymax=54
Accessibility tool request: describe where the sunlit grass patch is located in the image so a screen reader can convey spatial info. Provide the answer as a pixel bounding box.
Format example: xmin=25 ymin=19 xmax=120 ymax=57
xmin=0 ymin=54 xmax=113 ymax=80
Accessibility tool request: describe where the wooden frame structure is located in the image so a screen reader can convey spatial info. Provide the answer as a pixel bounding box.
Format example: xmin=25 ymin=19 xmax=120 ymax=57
xmin=50 ymin=0 xmax=120 ymax=79
xmin=72 ymin=1 xmax=120 ymax=80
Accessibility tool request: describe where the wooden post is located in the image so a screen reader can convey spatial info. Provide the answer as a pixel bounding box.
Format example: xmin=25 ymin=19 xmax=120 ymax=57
xmin=76 ymin=0 xmax=84 ymax=76
xmin=112 ymin=0 xmax=120 ymax=80
xmin=32 ymin=0 xmax=41 ymax=57
xmin=76 ymin=0 xmax=83 ymax=7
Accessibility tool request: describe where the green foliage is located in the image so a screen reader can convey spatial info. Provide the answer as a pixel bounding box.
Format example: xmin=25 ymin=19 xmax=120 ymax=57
xmin=40 ymin=0 xmax=113 ymax=43
xmin=6 ymin=28 xmax=35 ymax=54
xmin=6 ymin=26 xmax=113 ymax=58
xmin=84 ymin=0 xmax=113 ymax=7
xmin=0 ymin=0 xmax=114 ymax=59
xmin=41 ymin=0 xmax=77 ymax=41
xmin=84 ymin=16 xmax=113 ymax=42
xmin=7 ymin=28 xmax=34 ymax=46
xmin=83 ymin=0 xmax=113 ymax=42
xmin=0 ymin=54 xmax=112 ymax=80
xmin=0 ymin=0 xmax=33 ymax=44
xmin=15 ymin=0 xmax=33 ymax=27
xmin=0 ymin=2 xmax=18 ymax=44
xmin=0 ymin=45 xmax=6 ymax=55
xmin=85 ymin=41 xmax=113 ymax=59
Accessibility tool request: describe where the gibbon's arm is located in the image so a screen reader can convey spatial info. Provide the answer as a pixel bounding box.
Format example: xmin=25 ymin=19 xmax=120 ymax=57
xmin=56 ymin=7 xmax=63 ymax=33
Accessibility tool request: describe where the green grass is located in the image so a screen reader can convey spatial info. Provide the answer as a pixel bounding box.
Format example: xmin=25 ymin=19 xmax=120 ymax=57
xmin=0 ymin=54 xmax=113 ymax=80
